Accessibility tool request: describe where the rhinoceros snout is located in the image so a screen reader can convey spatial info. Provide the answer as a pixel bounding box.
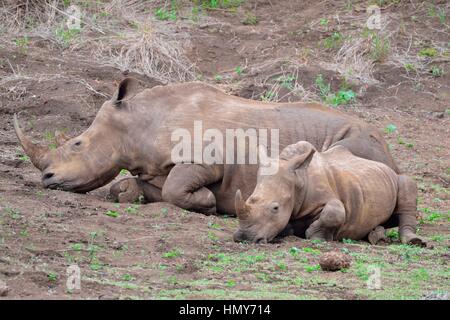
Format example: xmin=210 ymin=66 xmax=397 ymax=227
xmin=42 ymin=170 xmax=60 ymax=189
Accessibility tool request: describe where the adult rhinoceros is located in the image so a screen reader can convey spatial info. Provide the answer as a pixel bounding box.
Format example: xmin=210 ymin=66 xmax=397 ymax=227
xmin=14 ymin=78 xmax=399 ymax=215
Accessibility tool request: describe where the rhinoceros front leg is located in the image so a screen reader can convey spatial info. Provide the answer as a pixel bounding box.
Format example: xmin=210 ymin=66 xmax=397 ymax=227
xmin=395 ymin=175 xmax=427 ymax=247
xmin=305 ymin=199 xmax=346 ymax=241
xmin=162 ymin=164 xmax=223 ymax=214
xmin=110 ymin=178 xmax=163 ymax=203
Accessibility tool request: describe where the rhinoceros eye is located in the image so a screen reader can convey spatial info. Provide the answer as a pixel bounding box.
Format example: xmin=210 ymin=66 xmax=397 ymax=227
xmin=74 ymin=141 xmax=82 ymax=146
xmin=270 ymin=202 xmax=279 ymax=214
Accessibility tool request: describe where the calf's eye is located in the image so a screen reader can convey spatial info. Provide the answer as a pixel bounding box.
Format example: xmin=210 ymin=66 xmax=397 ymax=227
xmin=270 ymin=202 xmax=279 ymax=214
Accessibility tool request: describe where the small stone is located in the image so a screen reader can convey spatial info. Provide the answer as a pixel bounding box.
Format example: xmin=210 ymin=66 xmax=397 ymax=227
xmin=319 ymin=251 xmax=352 ymax=271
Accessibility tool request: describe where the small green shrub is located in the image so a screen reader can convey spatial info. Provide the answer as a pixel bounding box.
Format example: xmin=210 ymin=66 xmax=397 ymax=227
xmin=242 ymin=11 xmax=257 ymax=25
xmin=418 ymin=47 xmax=438 ymax=58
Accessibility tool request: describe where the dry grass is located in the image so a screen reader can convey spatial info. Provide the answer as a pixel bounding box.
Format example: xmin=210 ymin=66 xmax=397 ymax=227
xmin=95 ymin=23 xmax=197 ymax=83
xmin=0 ymin=0 xmax=197 ymax=83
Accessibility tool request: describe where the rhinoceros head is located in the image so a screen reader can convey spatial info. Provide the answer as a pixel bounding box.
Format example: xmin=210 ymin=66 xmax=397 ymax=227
xmin=14 ymin=78 xmax=140 ymax=193
xmin=233 ymin=142 xmax=316 ymax=243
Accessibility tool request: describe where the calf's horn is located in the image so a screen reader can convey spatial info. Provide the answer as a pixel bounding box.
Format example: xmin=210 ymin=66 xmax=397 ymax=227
xmin=13 ymin=114 xmax=49 ymax=171
xmin=235 ymin=189 xmax=248 ymax=219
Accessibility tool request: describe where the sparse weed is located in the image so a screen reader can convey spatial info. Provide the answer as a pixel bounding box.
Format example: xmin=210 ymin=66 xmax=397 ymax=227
xmin=154 ymin=7 xmax=177 ymax=21
xmin=47 ymin=272 xmax=58 ymax=282
xmin=105 ymin=210 xmax=119 ymax=218
xmin=430 ymin=66 xmax=443 ymax=77
xmin=163 ymin=249 xmax=182 ymax=259
xmin=55 ymin=28 xmax=80 ymax=48
xmin=384 ymin=124 xmax=397 ymax=134
xmin=242 ymin=12 xmax=257 ymax=25
xmin=323 ymin=32 xmax=344 ymax=50
xmin=419 ymin=47 xmax=438 ymax=58
xmin=314 ymin=74 xmax=356 ymax=106
xmin=15 ymin=36 xmax=29 ymax=54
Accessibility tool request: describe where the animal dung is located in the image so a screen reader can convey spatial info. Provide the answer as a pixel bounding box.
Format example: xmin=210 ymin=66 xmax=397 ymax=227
xmin=319 ymin=251 xmax=352 ymax=271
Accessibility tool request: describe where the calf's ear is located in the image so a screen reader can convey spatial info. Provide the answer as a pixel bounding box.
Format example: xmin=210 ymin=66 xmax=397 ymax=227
xmin=55 ymin=130 xmax=70 ymax=147
xmin=286 ymin=142 xmax=316 ymax=172
xmin=112 ymin=77 xmax=140 ymax=107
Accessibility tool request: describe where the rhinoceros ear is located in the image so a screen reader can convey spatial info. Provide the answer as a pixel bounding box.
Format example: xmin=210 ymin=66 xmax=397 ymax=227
xmin=285 ymin=142 xmax=316 ymax=172
xmin=280 ymin=141 xmax=316 ymax=160
xmin=112 ymin=78 xmax=140 ymax=107
xmin=55 ymin=130 xmax=70 ymax=147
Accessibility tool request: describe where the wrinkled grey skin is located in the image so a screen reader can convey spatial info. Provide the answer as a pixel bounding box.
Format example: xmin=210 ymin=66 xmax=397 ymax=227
xmin=15 ymin=78 xmax=399 ymax=215
xmin=234 ymin=142 xmax=426 ymax=247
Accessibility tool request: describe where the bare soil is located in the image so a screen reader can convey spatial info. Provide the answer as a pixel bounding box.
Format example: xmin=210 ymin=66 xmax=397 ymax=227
xmin=0 ymin=0 xmax=448 ymax=299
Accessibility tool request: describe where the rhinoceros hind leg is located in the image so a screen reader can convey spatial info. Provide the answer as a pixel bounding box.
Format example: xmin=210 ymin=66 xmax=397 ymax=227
xmin=162 ymin=164 xmax=223 ymax=215
xmin=305 ymin=199 xmax=346 ymax=241
xmin=396 ymin=175 xmax=427 ymax=247
xmin=368 ymin=226 xmax=389 ymax=245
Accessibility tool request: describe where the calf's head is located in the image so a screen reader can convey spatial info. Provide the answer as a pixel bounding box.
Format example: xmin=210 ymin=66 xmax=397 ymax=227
xmin=14 ymin=78 xmax=140 ymax=193
xmin=234 ymin=142 xmax=316 ymax=243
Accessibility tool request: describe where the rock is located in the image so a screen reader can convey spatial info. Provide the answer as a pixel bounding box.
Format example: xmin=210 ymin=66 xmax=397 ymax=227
xmin=319 ymin=251 xmax=352 ymax=271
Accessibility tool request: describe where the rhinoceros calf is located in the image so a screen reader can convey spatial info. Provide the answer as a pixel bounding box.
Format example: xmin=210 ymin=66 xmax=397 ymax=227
xmin=234 ymin=141 xmax=426 ymax=246
xmin=14 ymin=78 xmax=399 ymax=216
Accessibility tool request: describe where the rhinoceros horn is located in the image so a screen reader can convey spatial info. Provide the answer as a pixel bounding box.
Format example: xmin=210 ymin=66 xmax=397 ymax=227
xmin=13 ymin=114 xmax=49 ymax=171
xmin=235 ymin=189 xmax=249 ymax=219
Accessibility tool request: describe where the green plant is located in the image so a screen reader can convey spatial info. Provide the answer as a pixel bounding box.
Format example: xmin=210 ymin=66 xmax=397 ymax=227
xmin=276 ymin=75 xmax=296 ymax=90
xmin=315 ymin=74 xmax=331 ymax=98
xmin=404 ymin=63 xmax=415 ymax=72
xmin=369 ymin=35 xmax=390 ymax=62
xmin=386 ymin=229 xmax=399 ymax=240
xmin=214 ymin=74 xmax=223 ymax=82
xmin=319 ymin=18 xmax=329 ymax=26
xmin=163 ymin=249 xmax=182 ymax=258
xmin=302 ymin=247 xmax=321 ymax=255
xmin=18 ymin=154 xmax=30 ymax=162
xmin=70 ymin=243 xmax=83 ymax=251
xmin=384 ymin=124 xmax=397 ymax=134
xmin=261 ymin=90 xmax=277 ymax=102
xmin=323 ymin=32 xmax=344 ymax=50
xmin=5 ymin=208 xmax=21 ymax=219
xmin=274 ymin=261 xmax=288 ymax=271
xmin=226 ymin=280 xmax=236 ymax=287
xmin=47 ymin=272 xmax=58 ymax=282
xmin=120 ymin=169 xmax=129 ymax=176
xmin=154 ymin=7 xmax=177 ymax=21
xmin=199 ymin=0 xmax=244 ymax=9
xmin=419 ymin=47 xmax=438 ymax=58
xmin=242 ymin=11 xmax=257 ymax=25
xmin=304 ymin=264 xmax=321 ymax=272
xmin=235 ymin=66 xmax=243 ymax=76
xmin=122 ymin=274 xmax=136 ymax=281
xmin=289 ymin=246 xmax=300 ymax=256
xmin=55 ymin=28 xmax=80 ymax=47
xmin=105 ymin=210 xmax=119 ymax=218
xmin=15 ymin=36 xmax=29 ymax=53
xmin=430 ymin=66 xmax=443 ymax=77
xmin=314 ymin=74 xmax=355 ymax=106
xmin=125 ymin=205 xmax=139 ymax=214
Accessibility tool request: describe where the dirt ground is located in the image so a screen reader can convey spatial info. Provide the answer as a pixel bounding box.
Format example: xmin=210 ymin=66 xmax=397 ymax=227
xmin=0 ymin=0 xmax=449 ymax=299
